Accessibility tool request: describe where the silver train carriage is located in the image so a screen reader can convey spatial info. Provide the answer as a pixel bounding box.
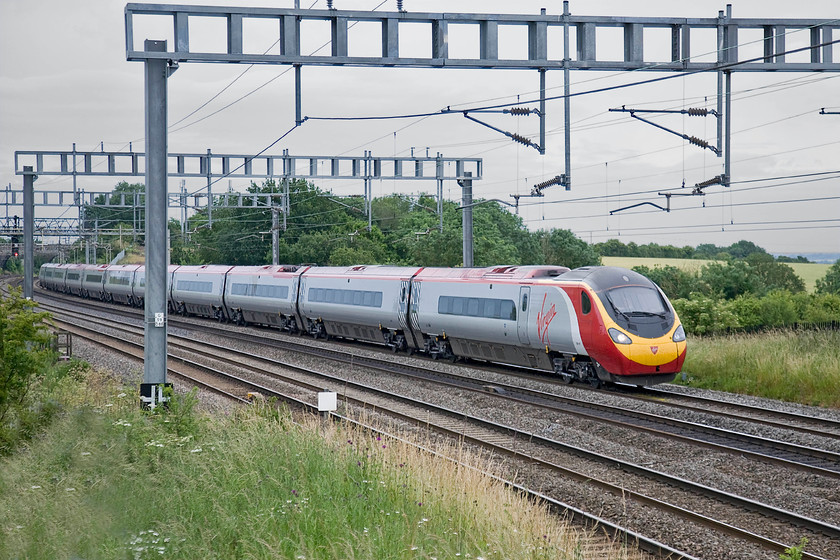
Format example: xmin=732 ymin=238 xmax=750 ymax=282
xmin=297 ymin=265 xmax=424 ymax=350
xmin=223 ymin=265 xmax=307 ymax=330
xmin=170 ymin=265 xmax=233 ymax=321
xmin=103 ymin=264 xmax=142 ymax=305
xmin=409 ymin=265 xmax=571 ymax=366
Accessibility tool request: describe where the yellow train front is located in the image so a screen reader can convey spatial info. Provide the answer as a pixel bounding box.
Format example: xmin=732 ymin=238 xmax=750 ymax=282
xmin=553 ymin=266 xmax=687 ymax=387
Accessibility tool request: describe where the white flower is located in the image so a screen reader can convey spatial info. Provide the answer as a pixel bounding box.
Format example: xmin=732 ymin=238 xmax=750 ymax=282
xmin=190 ymin=448 xmax=202 ymax=453
xmin=65 ymin=487 xmax=76 ymax=492
xmin=81 ymin=452 xmax=91 ymax=456
xmin=30 ymin=485 xmax=41 ymax=490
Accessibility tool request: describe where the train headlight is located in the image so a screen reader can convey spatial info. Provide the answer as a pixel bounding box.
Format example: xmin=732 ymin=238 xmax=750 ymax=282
xmin=608 ymin=327 xmax=632 ymax=345
xmin=672 ymin=325 xmax=686 ymax=343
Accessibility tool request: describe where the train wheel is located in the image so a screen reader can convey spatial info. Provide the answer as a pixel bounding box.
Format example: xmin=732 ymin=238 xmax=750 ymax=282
xmin=589 ymin=377 xmax=601 ymax=389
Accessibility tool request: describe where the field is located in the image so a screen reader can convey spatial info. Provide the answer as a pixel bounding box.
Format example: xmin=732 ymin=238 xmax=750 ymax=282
xmin=601 ymin=256 xmax=830 ymax=292
xmin=678 ymin=330 xmax=840 ymax=408
xmin=0 ymin=365 xmax=633 ymax=560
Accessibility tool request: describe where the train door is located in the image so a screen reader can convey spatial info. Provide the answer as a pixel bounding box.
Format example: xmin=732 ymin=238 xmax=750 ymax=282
xmin=517 ymin=286 xmax=531 ymax=345
xmin=398 ymin=279 xmax=419 ymax=349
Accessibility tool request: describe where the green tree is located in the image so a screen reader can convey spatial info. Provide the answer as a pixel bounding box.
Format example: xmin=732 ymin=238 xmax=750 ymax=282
xmin=632 ymin=265 xmax=697 ymax=299
xmin=816 ymin=259 xmax=840 ymax=295
xmin=746 ymin=253 xmax=805 ymax=293
xmin=83 ymin=181 xmax=145 ymax=234
xmin=537 ymin=229 xmax=601 ymax=269
xmin=698 ymin=260 xmax=765 ymax=299
xmin=726 ymin=239 xmax=768 ymax=259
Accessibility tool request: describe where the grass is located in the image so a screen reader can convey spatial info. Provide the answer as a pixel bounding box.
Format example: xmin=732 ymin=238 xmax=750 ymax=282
xmin=601 ymin=256 xmax=830 ymax=292
xmin=0 ymin=365 xmax=640 ymax=560
xmin=677 ymin=329 xmax=840 ymax=408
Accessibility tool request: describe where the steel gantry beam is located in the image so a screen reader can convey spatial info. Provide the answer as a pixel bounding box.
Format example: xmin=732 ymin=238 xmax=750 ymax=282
xmin=124 ymin=4 xmax=838 ymax=71
xmin=14 ymin=149 xmax=481 ymax=181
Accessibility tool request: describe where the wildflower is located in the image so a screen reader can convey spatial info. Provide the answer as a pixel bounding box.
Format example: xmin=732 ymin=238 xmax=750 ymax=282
xmin=81 ymin=452 xmax=91 ymax=456
xmin=190 ymin=448 xmax=202 ymax=453
xmin=347 ymin=440 xmax=353 ymax=445
xmin=66 ymin=488 xmax=76 ymax=492
xmin=30 ymin=485 xmax=41 ymax=490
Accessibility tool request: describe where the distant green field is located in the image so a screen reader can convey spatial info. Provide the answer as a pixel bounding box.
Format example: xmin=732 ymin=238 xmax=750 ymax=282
xmin=601 ymin=256 xmax=830 ymax=292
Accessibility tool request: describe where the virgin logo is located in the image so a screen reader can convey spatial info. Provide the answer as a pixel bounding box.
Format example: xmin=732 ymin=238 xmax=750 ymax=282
xmin=650 ymin=346 xmax=659 ymax=354
xmin=537 ymin=293 xmax=557 ymax=344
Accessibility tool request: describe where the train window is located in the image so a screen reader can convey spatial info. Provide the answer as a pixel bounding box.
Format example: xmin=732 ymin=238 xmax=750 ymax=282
xmin=502 ymin=300 xmax=516 ymax=320
xmin=521 ymin=293 xmax=528 ymax=312
xmin=400 ymin=286 xmax=406 ymax=302
xmin=467 ymin=298 xmax=480 ymax=316
xmin=484 ymin=299 xmax=501 ymax=318
xmin=177 ymin=280 xmax=213 ymax=293
xmin=309 ymin=287 xmax=382 ymax=308
xmin=581 ymin=291 xmax=591 ymax=314
xmin=438 ymin=296 xmax=516 ymax=320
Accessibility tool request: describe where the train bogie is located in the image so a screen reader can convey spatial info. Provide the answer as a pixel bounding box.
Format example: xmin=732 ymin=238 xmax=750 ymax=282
xmin=223 ymin=265 xmax=306 ymax=329
xmin=170 ymin=265 xmax=232 ymax=320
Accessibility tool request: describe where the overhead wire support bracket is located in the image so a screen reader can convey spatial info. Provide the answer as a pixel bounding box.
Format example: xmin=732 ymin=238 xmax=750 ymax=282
xmin=457 ymin=106 xmax=542 ymax=117
xmin=819 ymin=108 xmax=840 ymax=115
xmin=609 ymin=106 xmax=721 ymax=156
xmin=609 ymin=201 xmax=669 ymax=215
xmin=461 ymin=112 xmax=544 ymax=154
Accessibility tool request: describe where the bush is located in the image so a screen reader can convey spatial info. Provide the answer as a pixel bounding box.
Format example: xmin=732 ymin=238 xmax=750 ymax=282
xmin=0 ymin=288 xmax=61 ymax=453
xmin=672 ymin=295 xmax=739 ymax=335
xmin=675 ymin=290 xmax=840 ymax=335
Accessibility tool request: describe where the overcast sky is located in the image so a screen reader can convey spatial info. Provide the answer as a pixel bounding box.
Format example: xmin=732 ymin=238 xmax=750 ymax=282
xmin=2 ymin=0 xmax=839 ymax=257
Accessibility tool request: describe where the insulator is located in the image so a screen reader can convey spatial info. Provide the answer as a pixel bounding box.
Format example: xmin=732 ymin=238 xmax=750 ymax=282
xmin=510 ymin=133 xmax=534 ymax=147
xmin=695 ymin=174 xmax=726 ymax=188
xmin=687 ymin=107 xmax=708 ymax=117
xmin=688 ymin=136 xmax=709 ymax=149
xmin=327 ymin=0 xmax=334 ymax=8
xmin=397 ymin=0 xmax=403 ymax=11
xmin=508 ymin=107 xmax=532 ymax=116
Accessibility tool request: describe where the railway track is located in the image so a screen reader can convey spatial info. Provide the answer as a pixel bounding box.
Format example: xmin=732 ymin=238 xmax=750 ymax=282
xmin=37 ymin=292 xmax=840 ymax=560
xmin=36 ymin=290 xmax=840 ymax=478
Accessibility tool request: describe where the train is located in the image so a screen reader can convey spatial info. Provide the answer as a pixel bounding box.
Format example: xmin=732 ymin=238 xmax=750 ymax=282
xmin=38 ymin=262 xmax=687 ymax=387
